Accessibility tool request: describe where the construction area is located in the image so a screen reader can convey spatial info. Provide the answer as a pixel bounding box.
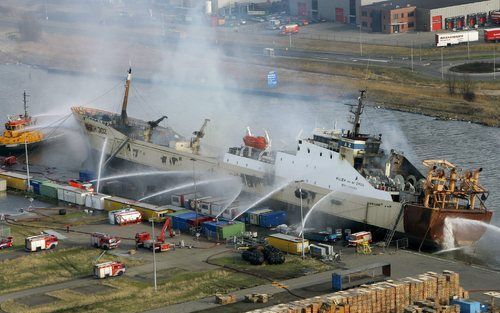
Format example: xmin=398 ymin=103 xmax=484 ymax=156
xmin=0 ymin=179 xmax=499 ymax=312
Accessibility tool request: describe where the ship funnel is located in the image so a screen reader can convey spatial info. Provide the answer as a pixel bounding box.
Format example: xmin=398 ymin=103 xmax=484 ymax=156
xmin=121 ymin=68 xmax=132 ymax=125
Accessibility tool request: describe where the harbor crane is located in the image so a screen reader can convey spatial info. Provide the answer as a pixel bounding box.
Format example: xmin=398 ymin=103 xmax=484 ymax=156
xmin=190 ymin=118 xmax=210 ymax=154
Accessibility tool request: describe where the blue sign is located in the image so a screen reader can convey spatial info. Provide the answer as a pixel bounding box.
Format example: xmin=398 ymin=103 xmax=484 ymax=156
xmin=267 ymin=71 xmax=278 ymax=88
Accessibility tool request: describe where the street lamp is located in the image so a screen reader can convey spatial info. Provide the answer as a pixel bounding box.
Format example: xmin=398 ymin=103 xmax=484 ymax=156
xmin=294 ymin=180 xmax=306 ymax=260
xmin=358 ymin=24 xmax=363 ymax=57
xmin=149 ymin=218 xmax=157 ymax=292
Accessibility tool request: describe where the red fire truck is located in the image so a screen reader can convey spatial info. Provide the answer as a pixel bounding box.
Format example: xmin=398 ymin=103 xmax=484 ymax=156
xmin=484 ymin=28 xmax=500 ymax=42
xmin=25 ymin=234 xmax=58 ymax=252
xmin=93 ymin=261 xmax=126 ymax=278
xmin=0 ymin=236 xmax=13 ymax=249
xmin=90 ymin=232 xmax=121 ymax=250
xmin=136 ymin=217 xmax=175 ymax=252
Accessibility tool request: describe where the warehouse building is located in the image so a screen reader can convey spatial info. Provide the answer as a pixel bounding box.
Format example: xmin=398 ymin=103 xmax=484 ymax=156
xmin=413 ymin=0 xmax=499 ymax=31
xmin=288 ymin=0 xmax=387 ymax=24
xmin=360 ymin=2 xmax=416 ymax=33
xmin=360 ymin=0 xmax=500 ymax=32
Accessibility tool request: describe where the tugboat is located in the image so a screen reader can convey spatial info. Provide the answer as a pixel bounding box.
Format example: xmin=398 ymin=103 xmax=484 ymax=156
xmin=0 ymin=91 xmax=44 ymax=152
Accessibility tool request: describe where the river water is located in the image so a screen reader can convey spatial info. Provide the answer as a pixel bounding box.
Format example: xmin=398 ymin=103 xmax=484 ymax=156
xmin=0 ymin=64 xmax=498 ymax=268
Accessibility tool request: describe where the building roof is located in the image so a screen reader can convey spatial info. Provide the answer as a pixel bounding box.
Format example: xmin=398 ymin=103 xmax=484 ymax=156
xmin=363 ymin=0 xmax=491 ymax=10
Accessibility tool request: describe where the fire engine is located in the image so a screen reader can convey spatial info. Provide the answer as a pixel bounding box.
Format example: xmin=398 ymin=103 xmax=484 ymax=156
xmin=347 ymin=231 xmax=372 ymax=247
xmin=0 ymin=236 xmax=13 ymax=249
xmin=25 ymin=234 xmax=58 ymax=252
xmin=91 ymin=232 xmax=121 ymax=250
xmin=136 ymin=217 xmax=175 ymax=252
xmin=93 ymin=261 xmax=126 ymax=278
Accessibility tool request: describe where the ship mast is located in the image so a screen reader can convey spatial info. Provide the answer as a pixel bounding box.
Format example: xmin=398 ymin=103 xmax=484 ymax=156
xmin=348 ymin=90 xmax=366 ymax=138
xmin=121 ymin=68 xmax=132 ymax=125
xmin=23 ymin=90 xmax=29 ymax=118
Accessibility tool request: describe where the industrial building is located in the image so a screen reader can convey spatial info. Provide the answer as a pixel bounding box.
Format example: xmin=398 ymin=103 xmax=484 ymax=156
xmin=288 ymin=0 xmax=387 ymax=25
xmin=360 ymin=2 xmax=416 ymax=33
xmin=412 ymin=0 xmax=499 ymax=31
xmin=360 ymin=0 xmax=500 ymax=32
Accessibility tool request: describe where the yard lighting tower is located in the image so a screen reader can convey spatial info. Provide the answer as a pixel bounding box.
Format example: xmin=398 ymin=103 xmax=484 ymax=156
xmin=295 ymin=180 xmax=306 ymax=259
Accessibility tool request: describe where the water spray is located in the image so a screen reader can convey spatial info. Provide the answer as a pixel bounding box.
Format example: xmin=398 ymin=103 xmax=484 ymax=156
xmin=90 ymin=170 xmax=190 ymax=183
xmin=139 ymin=177 xmax=234 ymax=202
xmin=298 ymin=191 xmax=335 ymax=237
xmin=215 ymin=184 xmax=242 ymax=219
xmin=231 ymin=181 xmax=291 ymax=221
xmin=96 ymin=138 xmax=108 ymax=193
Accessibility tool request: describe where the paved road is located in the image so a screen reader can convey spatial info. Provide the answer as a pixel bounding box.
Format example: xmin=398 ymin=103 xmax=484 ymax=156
xmin=143 ymin=249 xmax=500 ymax=313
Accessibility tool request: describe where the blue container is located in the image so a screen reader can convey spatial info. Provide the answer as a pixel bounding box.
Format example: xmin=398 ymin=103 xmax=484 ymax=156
xmin=172 ymin=212 xmax=197 ymax=232
xmin=30 ymin=179 xmax=42 ymax=195
xmin=79 ymin=170 xmax=96 ymax=182
xmin=451 ymin=299 xmax=481 ymax=313
xmin=202 ymin=221 xmax=220 ymax=233
xmin=259 ymin=211 xmax=287 ymax=228
xmin=332 ymin=273 xmax=342 ymax=291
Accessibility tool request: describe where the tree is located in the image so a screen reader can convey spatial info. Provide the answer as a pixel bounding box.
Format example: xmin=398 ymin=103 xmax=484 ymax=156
xmin=18 ymin=13 xmax=41 ymax=41
xmin=446 ymin=74 xmax=457 ymax=96
xmin=460 ymin=74 xmax=475 ymax=102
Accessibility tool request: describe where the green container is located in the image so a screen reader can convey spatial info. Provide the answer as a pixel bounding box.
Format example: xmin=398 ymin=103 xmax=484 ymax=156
xmin=166 ymin=209 xmax=192 ymax=217
xmin=216 ymin=221 xmax=245 ymax=239
xmin=39 ymin=181 xmax=61 ymax=199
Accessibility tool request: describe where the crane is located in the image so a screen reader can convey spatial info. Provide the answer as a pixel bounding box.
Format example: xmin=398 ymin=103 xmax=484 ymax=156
xmin=190 ymin=118 xmax=210 ymax=154
xmin=135 ymin=217 xmax=174 ymax=252
xmin=144 ymin=115 xmax=168 ymax=142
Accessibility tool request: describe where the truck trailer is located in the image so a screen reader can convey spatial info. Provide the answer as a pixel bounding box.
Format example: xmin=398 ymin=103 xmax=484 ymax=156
xmin=484 ymin=28 xmax=500 ymax=42
xmin=435 ymin=30 xmax=479 ymax=47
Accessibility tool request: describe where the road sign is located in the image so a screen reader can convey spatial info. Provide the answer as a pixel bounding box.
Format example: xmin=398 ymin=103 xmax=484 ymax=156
xmin=267 ymin=71 xmax=278 ymax=88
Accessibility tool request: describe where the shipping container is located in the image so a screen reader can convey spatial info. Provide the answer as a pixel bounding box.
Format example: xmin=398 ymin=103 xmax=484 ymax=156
xmin=158 ymin=205 xmax=186 ymax=213
xmin=450 ymin=299 xmax=481 ymax=313
xmin=103 ymin=196 xmax=136 ymax=211
xmin=57 ymin=185 xmax=91 ymax=205
xmin=84 ymin=193 xmax=110 ymax=211
xmin=0 ymin=171 xmax=31 ymax=191
xmin=309 ymin=244 xmax=327 ymax=258
xmin=0 ymin=178 xmax=6 ymax=192
xmin=172 ymin=212 xmax=198 ymax=232
xmin=248 ymin=208 xmax=272 ymax=225
xmin=184 ymin=196 xmax=211 ymax=210
xmin=267 ymin=233 xmax=309 ymax=255
xmin=217 ymin=221 xmax=245 ymax=239
xmin=259 ymin=210 xmax=287 ymax=228
xmin=171 ymin=193 xmax=195 ymax=207
xmin=202 ymin=220 xmax=245 ymax=240
xmin=39 ymin=181 xmax=60 ymax=199
xmin=29 ymin=179 xmax=46 ymax=195
xmin=166 ymin=209 xmax=192 ymax=218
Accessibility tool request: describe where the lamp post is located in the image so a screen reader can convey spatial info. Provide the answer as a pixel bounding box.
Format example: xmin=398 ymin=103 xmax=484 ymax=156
xmin=149 ymin=218 xmax=157 ymax=292
xmin=358 ymin=24 xmax=363 ymax=57
xmin=25 ymin=137 xmax=31 ymax=191
xmin=295 ymin=180 xmax=305 ymax=259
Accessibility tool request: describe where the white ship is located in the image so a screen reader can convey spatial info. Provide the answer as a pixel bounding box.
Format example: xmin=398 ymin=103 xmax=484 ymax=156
xmin=72 ymin=69 xmax=493 ymax=247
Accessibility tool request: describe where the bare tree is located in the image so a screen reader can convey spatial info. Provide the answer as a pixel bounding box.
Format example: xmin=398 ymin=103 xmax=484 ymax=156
xmin=460 ymin=74 xmax=475 ymax=102
xmin=446 ymin=74 xmax=457 ymax=96
xmin=18 ymin=13 xmax=41 ymax=41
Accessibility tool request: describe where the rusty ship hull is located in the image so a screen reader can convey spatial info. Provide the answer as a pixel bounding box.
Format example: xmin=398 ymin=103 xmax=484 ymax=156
xmin=404 ymin=205 xmax=493 ymax=247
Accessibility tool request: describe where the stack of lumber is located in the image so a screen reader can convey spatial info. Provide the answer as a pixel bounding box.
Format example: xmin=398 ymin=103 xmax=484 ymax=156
xmin=215 ymin=293 xmax=236 ymax=304
xmin=246 ymin=270 xmax=467 ymax=313
xmin=404 ymin=300 xmax=460 ymax=313
xmin=245 ymin=293 xmax=271 ymax=303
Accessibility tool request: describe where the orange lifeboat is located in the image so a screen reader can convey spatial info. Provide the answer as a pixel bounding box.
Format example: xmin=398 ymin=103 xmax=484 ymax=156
xmin=243 ymin=127 xmax=269 ymax=150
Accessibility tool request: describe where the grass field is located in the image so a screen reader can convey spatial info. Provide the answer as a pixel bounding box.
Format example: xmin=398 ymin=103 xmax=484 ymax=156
xmin=210 ymin=253 xmax=335 ymax=280
xmin=0 ymin=269 xmax=265 ymax=313
xmin=0 ymin=247 xmax=142 ymax=295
